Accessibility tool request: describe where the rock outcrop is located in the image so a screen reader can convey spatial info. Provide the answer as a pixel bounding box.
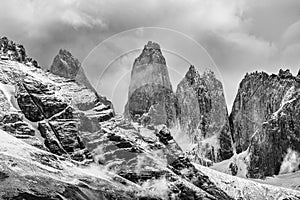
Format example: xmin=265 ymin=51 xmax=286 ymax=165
xmin=229 ymin=69 xmax=300 ymax=178
xmin=50 ymin=49 xmax=95 ymax=91
xmin=0 ymin=36 xmax=39 ymax=67
xmin=124 ymin=41 xmax=178 ymax=127
xmin=176 ymin=66 xmax=233 ymax=163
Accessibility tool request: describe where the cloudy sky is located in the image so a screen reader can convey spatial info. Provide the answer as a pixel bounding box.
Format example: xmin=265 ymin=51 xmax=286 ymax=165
xmin=1 ymin=0 xmax=300 ymax=112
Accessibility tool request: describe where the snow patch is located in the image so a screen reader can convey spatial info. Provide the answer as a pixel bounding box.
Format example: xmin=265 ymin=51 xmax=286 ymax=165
xmin=139 ymin=176 xmax=169 ymax=199
xmin=279 ymin=148 xmax=300 ymax=174
xmin=0 ymin=82 xmax=19 ymax=110
xmin=211 ymin=148 xmax=250 ymax=178
xmin=194 ymin=162 xmax=300 ymax=199
xmin=273 ymin=86 xmax=296 ymax=118
xmin=170 ymin=123 xmax=193 ymax=152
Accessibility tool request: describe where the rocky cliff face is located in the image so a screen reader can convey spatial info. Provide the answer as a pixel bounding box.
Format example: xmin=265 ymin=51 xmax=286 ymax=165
xmin=229 ymin=69 xmax=300 ymax=178
xmin=176 ymin=66 xmax=233 ymax=164
xmin=124 ymin=41 xmax=178 ymax=127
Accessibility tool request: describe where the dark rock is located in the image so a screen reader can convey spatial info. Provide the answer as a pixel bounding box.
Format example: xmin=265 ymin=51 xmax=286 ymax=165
xmin=16 ymin=80 xmax=67 ymax=122
xmin=229 ymin=162 xmax=238 ymax=176
xmin=156 ymin=126 xmax=173 ymax=145
xmin=0 ymin=172 xmax=9 ymax=181
xmin=278 ymin=69 xmax=293 ymax=79
xmin=115 ymin=141 xmax=132 ymax=148
xmin=37 ymin=122 xmax=66 ymax=155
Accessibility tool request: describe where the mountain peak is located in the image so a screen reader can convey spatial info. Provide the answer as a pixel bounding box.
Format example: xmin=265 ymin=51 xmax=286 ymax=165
xmin=144 ymin=41 xmax=160 ymax=50
xmin=134 ymin=41 xmax=165 ymax=65
xmin=185 ymin=65 xmax=200 ymax=84
xmin=58 ymin=49 xmax=73 ymax=57
xmin=278 ymin=68 xmax=293 ymax=79
xmin=50 ymin=49 xmax=100 ymax=95
xmin=50 ymin=49 xmax=80 ymax=79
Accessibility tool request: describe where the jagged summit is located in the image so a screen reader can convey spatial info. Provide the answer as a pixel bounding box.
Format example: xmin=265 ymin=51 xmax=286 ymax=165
xmin=134 ymin=41 xmax=166 ymax=66
xmin=0 ymin=36 xmax=39 ymax=68
xmin=278 ymin=68 xmax=293 ymax=79
xmin=229 ymin=68 xmax=300 ymax=178
xmin=176 ymin=66 xmax=233 ymax=163
xmin=50 ymin=49 xmax=99 ymax=95
xmin=125 ymin=41 xmax=177 ymax=126
xmin=244 ymin=68 xmax=299 ymax=80
xmin=145 ymin=41 xmax=161 ymax=49
xmin=185 ymin=65 xmax=200 ymax=84
xmin=50 ymin=49 xmax=81 ymax=79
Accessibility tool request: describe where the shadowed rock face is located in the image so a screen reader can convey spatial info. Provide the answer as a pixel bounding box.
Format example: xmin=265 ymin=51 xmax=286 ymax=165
xmin=230 ymin=69 xmax=300 ymax=178
xmin=125 ymin=41 xmax=179 ymax=126
xmin=176 ymin=66 xmax=233 ymax=163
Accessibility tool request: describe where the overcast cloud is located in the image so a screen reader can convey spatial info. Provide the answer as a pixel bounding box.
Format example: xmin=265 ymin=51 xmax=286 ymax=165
xmin=0 ymin=0 xmax=300 ymax=111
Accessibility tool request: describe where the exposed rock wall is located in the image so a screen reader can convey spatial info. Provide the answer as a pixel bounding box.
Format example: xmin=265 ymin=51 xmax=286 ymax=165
xmin=230 ymin=69 xmax=300 ymax=178
xmin=176 ymin=66 xmax=233 ymax=163
xmin=124 ymin=41 xmax=178 ymax=126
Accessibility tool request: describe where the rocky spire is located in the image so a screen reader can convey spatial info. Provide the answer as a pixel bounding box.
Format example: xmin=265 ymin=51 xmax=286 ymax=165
xmin=50 ymin=49 xmax=81 ymax=79
xmin=176 ymin=66 xmax=233 ymax=163
xmin=124 ymin=41 xmax=178 ymax=126
xmin=133 ymin=41 xmax=166 ymax=66
xmin=185 ymin=65 xmax=200 ymax=85
xmin=50 ymin=49 xmax=96 ymax=93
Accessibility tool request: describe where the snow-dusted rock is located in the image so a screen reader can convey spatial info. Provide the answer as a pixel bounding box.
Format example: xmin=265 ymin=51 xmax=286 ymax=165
xmin=176 ymin=66 xmax=233 ymax=163
xmin=230 ymin=69 xmax=300 ymax=178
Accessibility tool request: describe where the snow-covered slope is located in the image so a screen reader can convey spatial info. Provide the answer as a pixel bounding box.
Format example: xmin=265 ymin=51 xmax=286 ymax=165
xmin=194 ymin=163 xmax=300 ymax=199
xmin=0 ymin=129 xmax=159 ymax=199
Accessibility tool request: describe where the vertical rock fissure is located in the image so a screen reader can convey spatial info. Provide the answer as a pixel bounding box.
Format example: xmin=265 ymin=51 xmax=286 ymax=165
xmin=21 ymin=81 xmax=67 ymax=154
